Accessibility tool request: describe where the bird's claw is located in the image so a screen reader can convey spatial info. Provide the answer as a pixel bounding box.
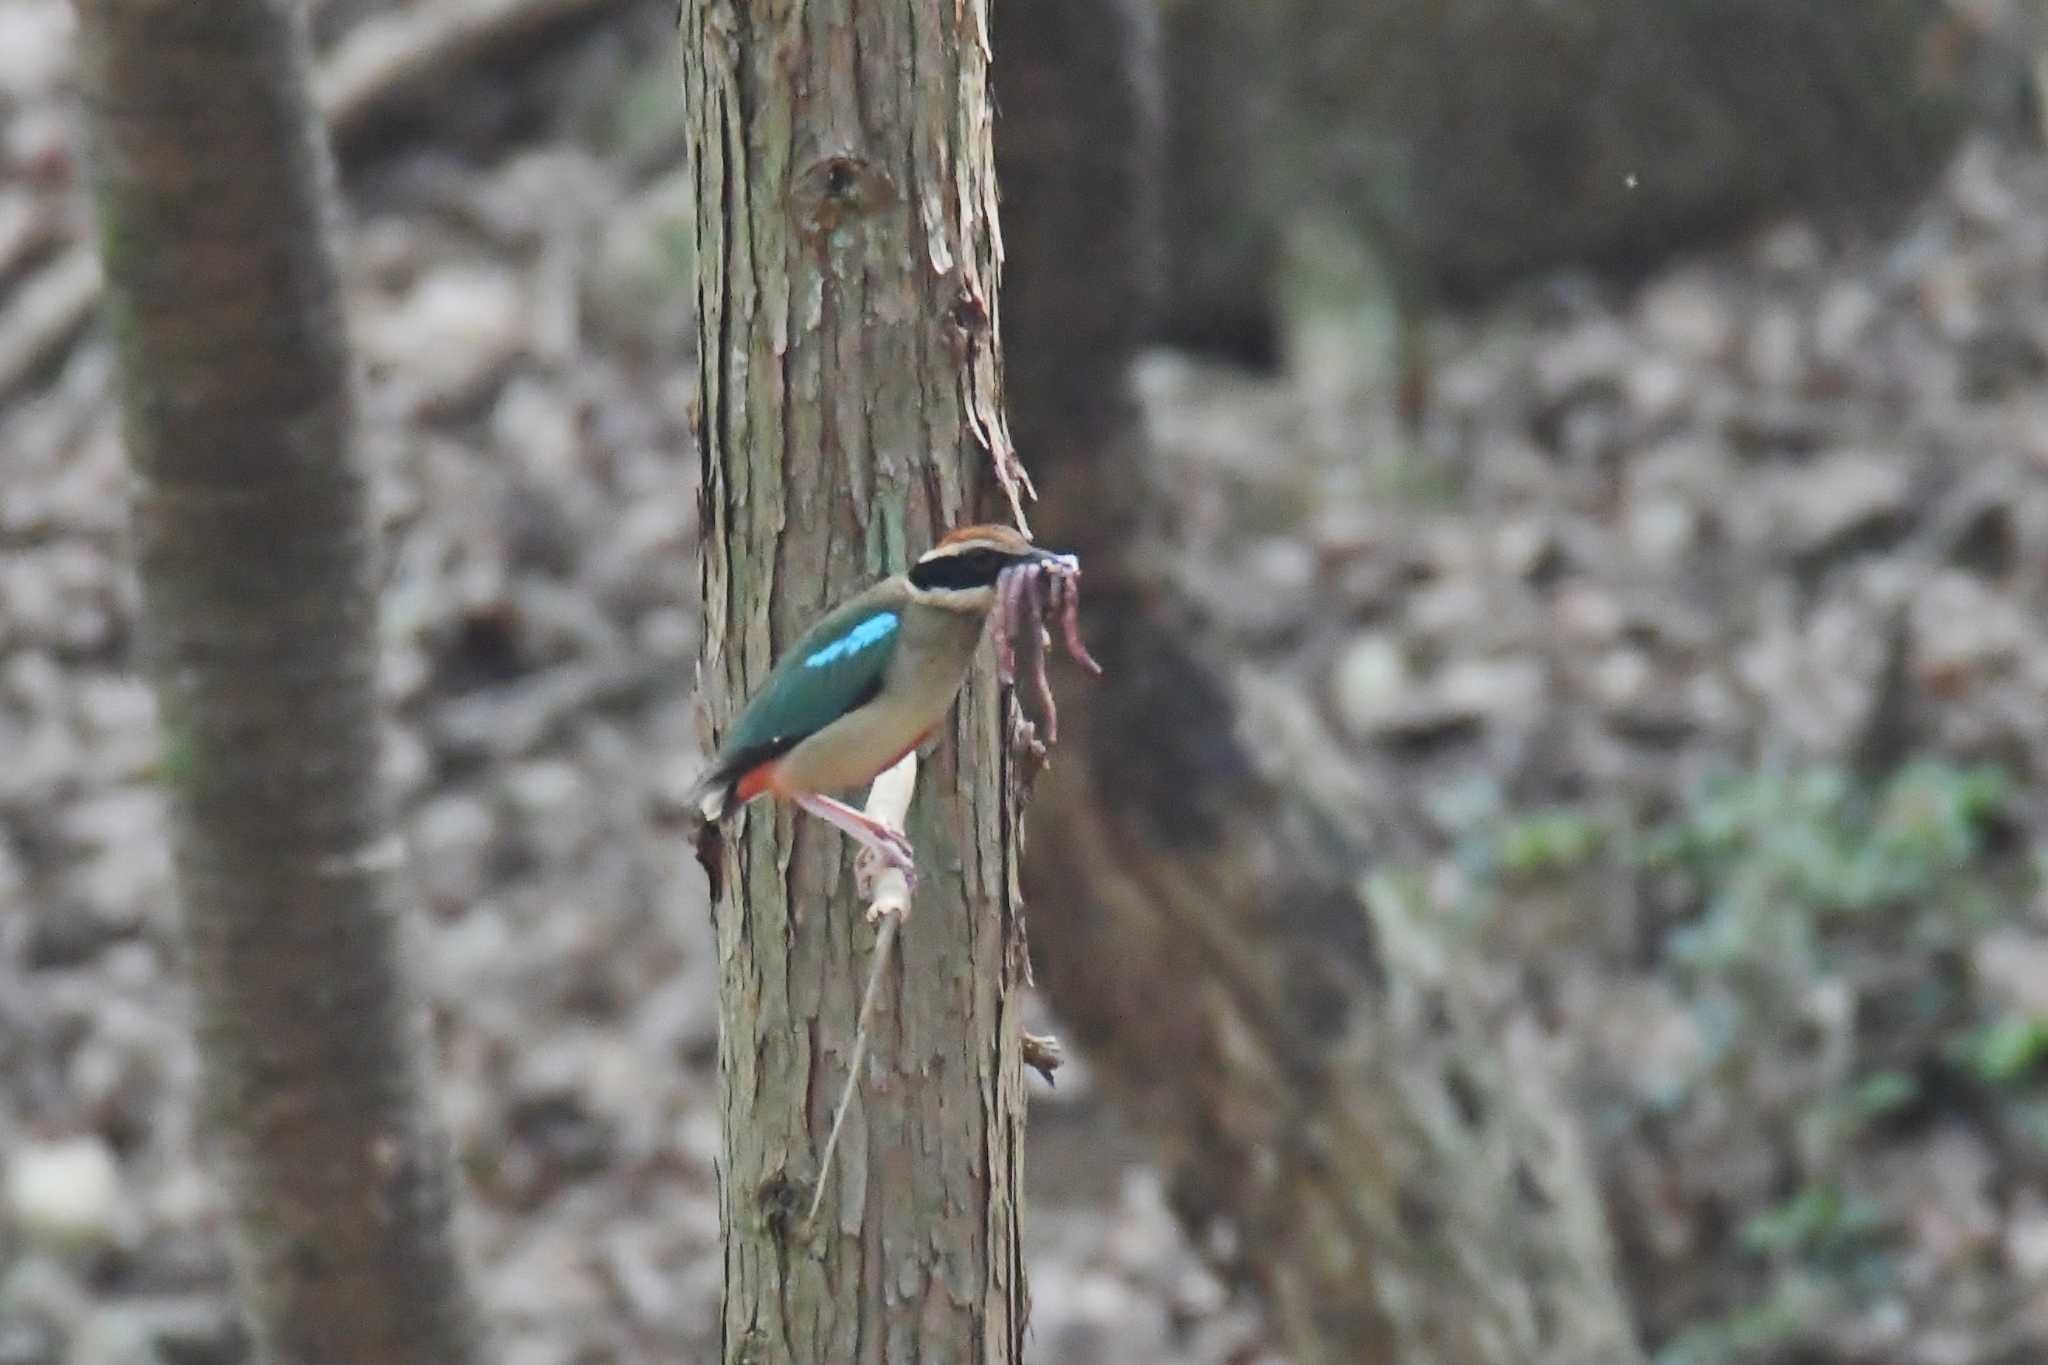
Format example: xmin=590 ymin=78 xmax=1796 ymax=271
xmin=853 ymin=847 xmax=882 ymax=898
xmin=854 ymin=830 xmax=918 ymax=908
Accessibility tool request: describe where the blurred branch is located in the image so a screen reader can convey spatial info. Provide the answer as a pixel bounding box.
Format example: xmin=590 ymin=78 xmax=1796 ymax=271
xmin=318 ymin=0 xmax=615 ymax=141
xmin=0 ymin=0 xmax=614 ymax=398
xmin=0 ymin=245 xmax=99 ymax=402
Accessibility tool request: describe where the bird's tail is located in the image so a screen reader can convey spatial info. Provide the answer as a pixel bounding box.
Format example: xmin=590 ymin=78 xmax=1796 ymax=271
xmin=689 ymin=774 xmax=733 ymax=824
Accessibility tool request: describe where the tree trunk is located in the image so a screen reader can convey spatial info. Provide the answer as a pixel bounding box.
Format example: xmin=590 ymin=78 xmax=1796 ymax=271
xmin=1155 ymin=0 xmax=1971 ymax=351
xmin=995 ymin=6 xmax=1646 ymax=1363
xmin=71 ymin=2 xmax=485 ymax=1362
xmin=681 ymin=2 xmax=1029 ymax=1361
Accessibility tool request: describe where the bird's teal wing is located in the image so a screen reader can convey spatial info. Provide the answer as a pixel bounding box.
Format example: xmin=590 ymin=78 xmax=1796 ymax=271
xmin=709 ymin=598 xmax=903 ymax=789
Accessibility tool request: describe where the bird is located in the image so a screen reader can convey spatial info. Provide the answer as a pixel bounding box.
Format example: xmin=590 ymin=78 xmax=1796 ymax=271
xmin=690 ymin=523 xmax=1078 ymax=893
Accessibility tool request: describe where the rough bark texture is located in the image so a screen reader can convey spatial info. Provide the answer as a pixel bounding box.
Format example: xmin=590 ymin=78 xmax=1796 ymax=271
xmin=71 ymin=2 xmax=485 ymax=1362
xmin=996 ymin=5 xmax=1645 ymax=1363
xmin=681 ymin=2 xmax=1029 ymax=1362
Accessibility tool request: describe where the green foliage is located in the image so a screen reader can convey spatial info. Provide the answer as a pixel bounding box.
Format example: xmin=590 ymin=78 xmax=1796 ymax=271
xmin=1951 ymin=1015 xmax=2048 ymax=1086
xmin=1739 ymin=1184 xmax=1886 ymax=1258
xmin=1651 ymin=1274 xmax=1840 ymax=1365
xmin=1497 ymin=806 xmax=1605 ymax=878
xmin=1646 ymin=760 xmax=2012 ymax=975
xmin=1844 ymin=1068 xmax=1919 ymax=1124
xmin=1456 ymin=757 xmax=2036 ymax=1357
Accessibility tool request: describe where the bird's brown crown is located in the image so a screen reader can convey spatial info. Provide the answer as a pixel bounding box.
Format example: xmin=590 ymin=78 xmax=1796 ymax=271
xmin=933 ymin=523 xmax=1034 ymax=554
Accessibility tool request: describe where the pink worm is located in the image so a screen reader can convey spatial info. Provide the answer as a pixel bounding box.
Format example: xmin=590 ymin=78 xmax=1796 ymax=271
xmin=990 ymin=557 xmax=1103 ymax=756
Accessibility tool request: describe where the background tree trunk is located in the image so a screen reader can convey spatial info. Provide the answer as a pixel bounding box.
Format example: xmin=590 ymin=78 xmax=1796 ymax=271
xmin=71 ymin=1 xmax=485 ymax=1361
xmin=1155 ymin=0 xmax=1979 ymax=353
xmin=996 ymin=6 xmax=1646 ymax=1363
xmin=681 ymin=2 xmax=1029 ymax=1361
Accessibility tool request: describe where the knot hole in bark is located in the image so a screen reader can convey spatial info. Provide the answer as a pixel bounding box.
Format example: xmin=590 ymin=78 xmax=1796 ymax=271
xmin=948 ymin=287 xmax=988 ymax=336
xmin=757 ymin=1169 xmax=804 ymax=1242
xmin=691 ymin=821 xmax=725 ymax=901
xmin=945 ymin=281 xmax=989 ymax=363
xmin=733 ymin=1327 xmax=771 ymax=1365
xmin=793 ymin=153 xmax=891 ymax=237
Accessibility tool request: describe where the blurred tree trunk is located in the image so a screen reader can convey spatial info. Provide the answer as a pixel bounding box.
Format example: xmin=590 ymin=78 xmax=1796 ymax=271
xmin=997 ymin=5 xmax=1645 ymax=1364
xmin=71 ymin=2 xmax=484 ymax=1362
xmin=682 ymin=2 xmax=1029 ymax=1361
xmin=1158 ymin=0 xmax=1974 ymax=352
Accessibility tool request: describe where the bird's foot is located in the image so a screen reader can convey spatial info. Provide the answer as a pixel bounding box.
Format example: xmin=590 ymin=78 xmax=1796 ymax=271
xmin=854 ymin=831 xmax=918 ymax=913
xmin=790 ymin=792 xmax=918 ymax=914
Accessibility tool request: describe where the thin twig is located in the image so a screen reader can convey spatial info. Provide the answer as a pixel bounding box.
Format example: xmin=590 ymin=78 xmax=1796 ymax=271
xmin=319 ymin=0 xmax=613 ymax=142
xmin=0 ymin=246 xmax=100 ymax=398
xmin=806 ymin=752 xmax=917 ymax=1226
xmin=805 ymin=911 xmax=897 ymax=1226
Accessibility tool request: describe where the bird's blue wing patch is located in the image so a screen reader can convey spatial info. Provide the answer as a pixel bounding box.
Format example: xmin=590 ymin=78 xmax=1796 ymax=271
xmin=803 ymin=611 xmax=898 ymax=669
xmin=710 ymin=603 xmax=903 ymax=787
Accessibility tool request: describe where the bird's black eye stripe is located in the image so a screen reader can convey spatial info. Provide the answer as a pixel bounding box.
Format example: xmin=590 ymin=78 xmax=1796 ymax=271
xmin=910 ymin=547 xmax=1012 ymax=592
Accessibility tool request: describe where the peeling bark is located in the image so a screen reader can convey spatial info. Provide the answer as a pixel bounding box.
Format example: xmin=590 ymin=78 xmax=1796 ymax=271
xmin=681 ymin=1 xmax=1028 ymax=1360
xmin=72 ymin=1 xmax=485 ymax=1360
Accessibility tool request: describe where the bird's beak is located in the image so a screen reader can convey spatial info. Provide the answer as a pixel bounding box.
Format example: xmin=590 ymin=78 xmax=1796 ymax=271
xmin=1031 ymin=548 xmax=1079 ymax=572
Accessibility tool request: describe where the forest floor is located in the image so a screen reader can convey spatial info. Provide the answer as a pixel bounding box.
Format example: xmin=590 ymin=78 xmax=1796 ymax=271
xmin=7 ymin=2 xmax=2048 ymax=1363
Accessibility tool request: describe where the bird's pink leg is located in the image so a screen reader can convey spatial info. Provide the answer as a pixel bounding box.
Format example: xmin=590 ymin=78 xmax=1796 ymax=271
xmin=791 ymin=792 xmax=918 ymax=894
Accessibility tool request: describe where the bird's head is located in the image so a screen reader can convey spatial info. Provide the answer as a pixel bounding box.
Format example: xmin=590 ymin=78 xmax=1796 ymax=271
xmin=905 ymin=523 xmax=1069 ymax=612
